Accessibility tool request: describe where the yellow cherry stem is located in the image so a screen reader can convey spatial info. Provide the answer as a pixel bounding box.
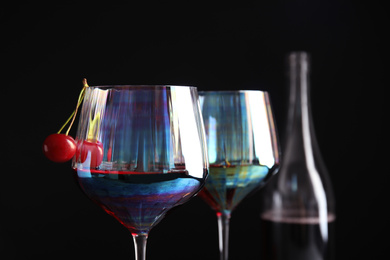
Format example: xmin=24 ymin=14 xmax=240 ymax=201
xmin=57 ymin=111 xmax=76 ymax=134
xmin=57 ymin=78 xmax=89 ymax=135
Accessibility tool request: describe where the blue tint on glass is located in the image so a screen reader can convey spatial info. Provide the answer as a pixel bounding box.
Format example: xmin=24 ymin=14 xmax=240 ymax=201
xmin=198 ymin=90 xmax=280 ymax=212
xmin=73 ymin=85 xmax=208 ymax=240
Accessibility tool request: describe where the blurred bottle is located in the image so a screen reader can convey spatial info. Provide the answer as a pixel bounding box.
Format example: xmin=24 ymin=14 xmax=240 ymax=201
xmin=260 ymin=52 xmax=336 ymax=260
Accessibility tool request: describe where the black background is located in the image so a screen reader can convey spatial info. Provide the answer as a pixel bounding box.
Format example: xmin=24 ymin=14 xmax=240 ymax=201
xmin=1 ymin=2 xmax=387 ymax=259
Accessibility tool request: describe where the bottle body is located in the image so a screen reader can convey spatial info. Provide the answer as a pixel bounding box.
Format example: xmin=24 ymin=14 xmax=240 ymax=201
xmin=261 ymin=52 xmax=335 ymax=260
xmin=260 ymin=216 xmax=335 ymax=260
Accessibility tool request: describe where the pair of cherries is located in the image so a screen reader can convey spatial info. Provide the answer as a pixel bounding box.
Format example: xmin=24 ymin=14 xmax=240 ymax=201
xmin=43 ymin=134 xmax=103 ymax=167
xmin=42 ymin=79 xmax=103 ymax=167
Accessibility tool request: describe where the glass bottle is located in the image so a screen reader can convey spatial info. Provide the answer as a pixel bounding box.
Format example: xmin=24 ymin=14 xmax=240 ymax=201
xmin=260 ymin=52 xmax=336 ymax=260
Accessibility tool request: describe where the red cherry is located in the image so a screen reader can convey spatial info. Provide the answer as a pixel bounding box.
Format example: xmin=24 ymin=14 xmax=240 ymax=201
xmin=76 ymin=139 xmax=104 ymax=168
xmin=43 ymin=134 xmax=77 ymax=163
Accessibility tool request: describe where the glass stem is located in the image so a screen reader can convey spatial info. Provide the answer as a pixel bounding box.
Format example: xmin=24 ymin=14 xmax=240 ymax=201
xmin=132 ymin=233 xmax=148 ymax=260
xmin=217 ymin=211 xmax=231 ymax=260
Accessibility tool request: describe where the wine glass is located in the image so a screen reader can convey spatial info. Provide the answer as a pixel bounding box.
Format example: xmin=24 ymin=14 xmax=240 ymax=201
xmin=198 ymin=90 xmax=280 ymax=260
xmin=72 ymin=85 xmax=208 ymax=260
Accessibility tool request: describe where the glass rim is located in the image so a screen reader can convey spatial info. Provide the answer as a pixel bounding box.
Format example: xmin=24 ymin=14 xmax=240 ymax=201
xmin=88 ymin=85 xmax=197 ymax=90
xmin=198 ymin=90 xmax=268 ymax=94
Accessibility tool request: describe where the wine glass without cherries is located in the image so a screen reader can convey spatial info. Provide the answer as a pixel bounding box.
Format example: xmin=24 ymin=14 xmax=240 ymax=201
xmin=72 ymin=85 xmax=208 ymax=260
xmin=198 ymin=90 xmax=280 ymax=260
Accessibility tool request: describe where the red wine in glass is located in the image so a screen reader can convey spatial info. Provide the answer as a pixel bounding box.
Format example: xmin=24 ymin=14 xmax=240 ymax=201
xmin=75 ymin=169 xmax=205 ymax=235
xmin=198 ymin=164 xmax=272 ymax=213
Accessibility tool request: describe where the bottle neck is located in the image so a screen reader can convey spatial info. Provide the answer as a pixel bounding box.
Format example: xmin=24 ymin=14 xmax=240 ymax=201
xmin=284 ymin=52 xmax=317 ymax=161
xmin=286 ymin=52 xmax=311 ymax=136
xmin=283 ymin=52 xmax=335 ymax=222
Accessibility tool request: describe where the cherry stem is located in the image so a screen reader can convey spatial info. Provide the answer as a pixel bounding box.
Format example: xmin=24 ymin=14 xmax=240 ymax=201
xmin=57 ymin=110 xmax=76 ymax=134
xmin=57 ymin=78 xmax=89 ymax=135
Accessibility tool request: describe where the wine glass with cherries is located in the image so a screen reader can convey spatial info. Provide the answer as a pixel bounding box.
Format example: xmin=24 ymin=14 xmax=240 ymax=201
xmin=72 ymin=85 xmax=208 ymax=260
xmin=198 ymin=90 xmax=280 ymax=260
